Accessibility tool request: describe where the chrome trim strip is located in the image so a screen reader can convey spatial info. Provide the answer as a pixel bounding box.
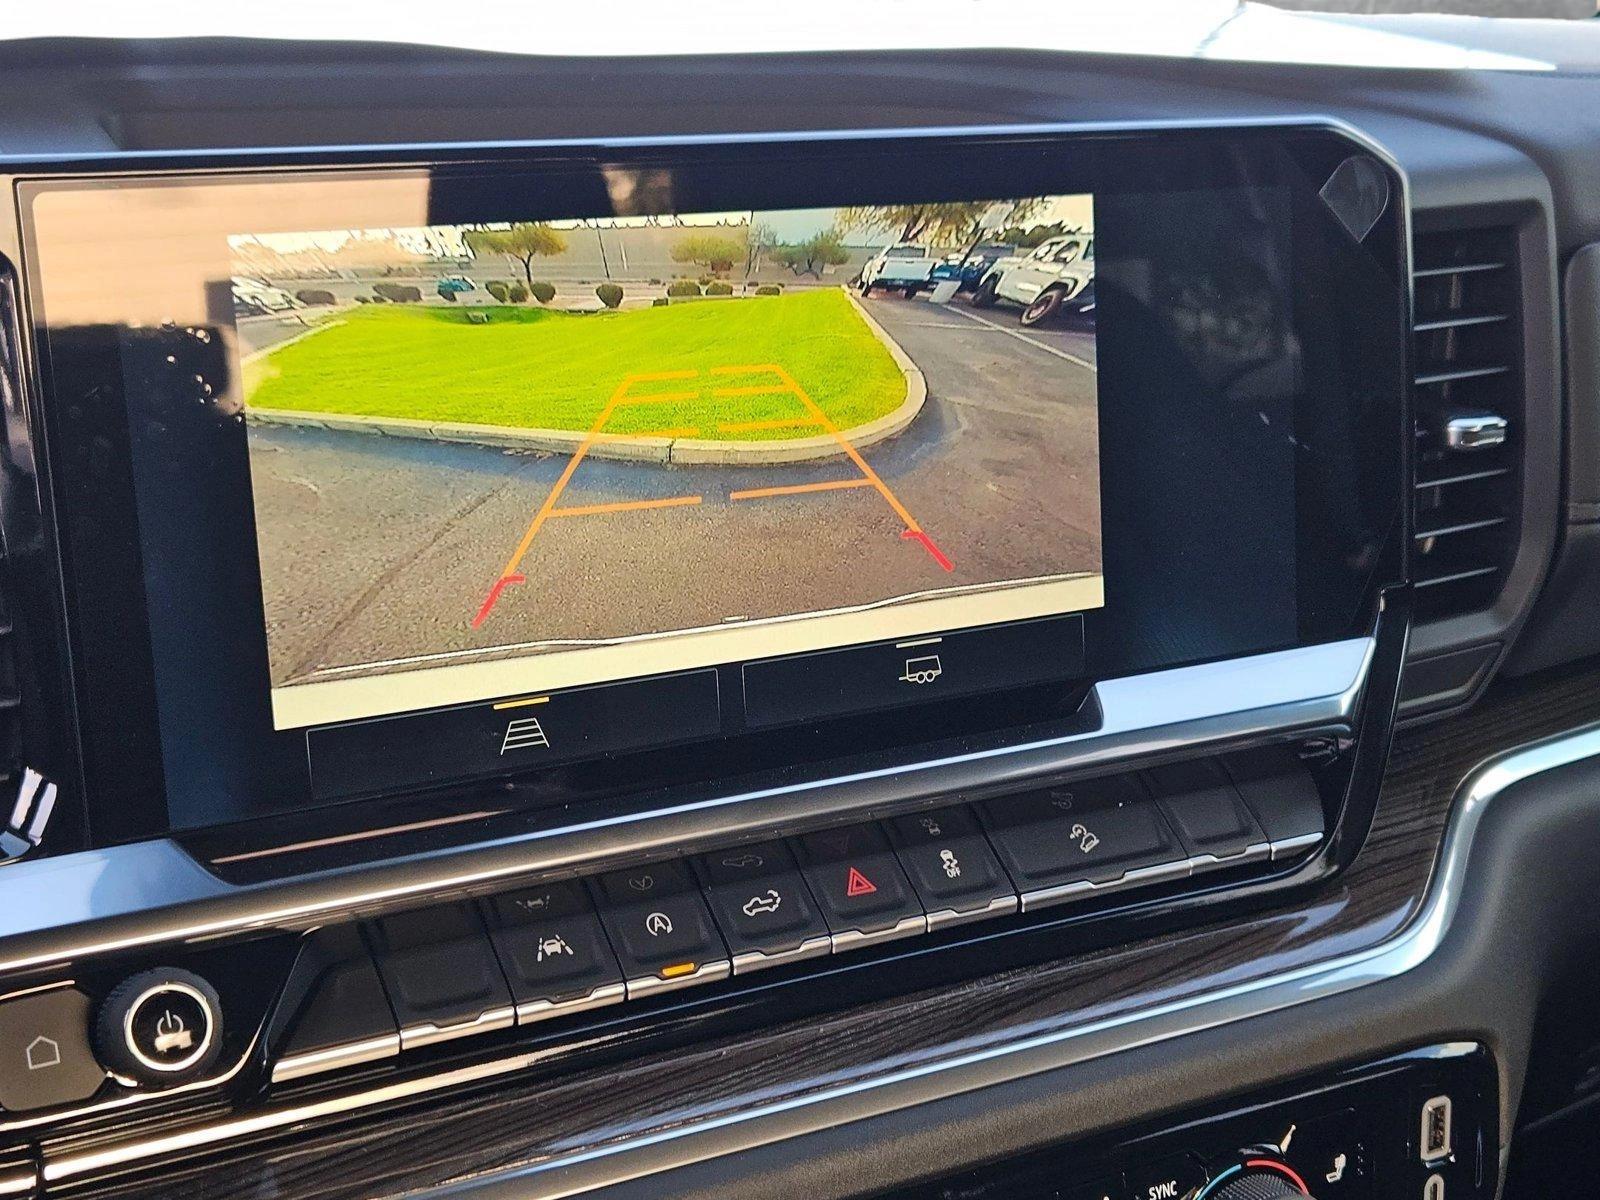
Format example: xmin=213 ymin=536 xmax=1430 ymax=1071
xmin=46 ymin=710 xmax=1587 ymax=1193
xmin=1020 ymin=857 xmax=1194 ymax=913
xmin=271 ymin=1033 xmax=400 ymax=1084
xmin=1270 ymin=832 xmax=1325 ymax=861
xmin=624 ymin=961 xmax=731 ymax=1000
xmin=0 ymin=1166 xmax=36 ymax=1197
xmin=516 ymin=982 xmax=627 ymax=1026
xmin=399 ymin=1007 xmax=516 ymax=1052
xmin=829 ymin=915 xmax=929 ymax=953
xmin=731 ymin=936 xmax=833 ymax=976
xmin=1188 ymin=840 xmax=1274 ymax=874
xmin=0 ymin=637 xmax=1372 ymax=978
xmin=926 ymin=895 xmax=1019 ymax=932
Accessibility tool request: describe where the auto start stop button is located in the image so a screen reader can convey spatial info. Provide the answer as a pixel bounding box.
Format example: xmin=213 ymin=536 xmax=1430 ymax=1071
xmin=95 ymin=968 xmax=222 ymax=1085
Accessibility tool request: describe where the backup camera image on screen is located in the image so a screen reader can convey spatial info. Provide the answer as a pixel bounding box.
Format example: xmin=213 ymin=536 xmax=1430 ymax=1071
xmin=233 ymin=197 xmax=1103 ymax=729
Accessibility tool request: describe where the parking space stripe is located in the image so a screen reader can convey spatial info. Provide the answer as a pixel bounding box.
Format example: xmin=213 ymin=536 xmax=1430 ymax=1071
xmin=941 ymin=303 xmax=1097 ymax=371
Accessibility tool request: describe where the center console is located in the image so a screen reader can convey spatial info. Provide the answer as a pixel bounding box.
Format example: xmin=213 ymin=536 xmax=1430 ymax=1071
xmin=0 ymin=119 xmax=1410 ymax=1195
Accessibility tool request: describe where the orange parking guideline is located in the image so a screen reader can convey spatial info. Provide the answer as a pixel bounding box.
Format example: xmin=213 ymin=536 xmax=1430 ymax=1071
xmin=492 ymin=373 xmax=637 ymax=582
xmin=712 ymin=363 xmax=926 ymax=534
xmin=730 ymin=479 xmax=873 ymax=501
xmin=475 ymin=359 xmax=951 ymax=628
xmin=549 ymin=495 xmax=704 ymax=519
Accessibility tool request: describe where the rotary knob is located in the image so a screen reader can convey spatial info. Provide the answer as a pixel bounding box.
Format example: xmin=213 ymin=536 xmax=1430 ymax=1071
xmin=1200 ymin=1159 xmax=1314 ymax=1199
xmin=94 ymin=968 xmax=223 ymax=1085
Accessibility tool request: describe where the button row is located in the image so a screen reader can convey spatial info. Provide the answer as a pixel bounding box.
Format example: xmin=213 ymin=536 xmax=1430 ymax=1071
xmin=269 ymin=750 xmax=1322 ymax=1084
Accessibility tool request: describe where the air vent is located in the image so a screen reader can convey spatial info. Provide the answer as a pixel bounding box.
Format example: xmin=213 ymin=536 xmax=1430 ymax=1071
xmin=1411 ymin=227 xmax=1522 ymax=622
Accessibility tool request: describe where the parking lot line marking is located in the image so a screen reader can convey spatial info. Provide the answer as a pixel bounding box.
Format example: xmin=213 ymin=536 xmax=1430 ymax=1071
xmin=941 ymin=303 xmax=1098 ymax=372
xmin=718 ymin=417 xmax=823 ymax=433
xmin=549 ymin=495 xmax=704 ymax=518
xmin=729 ymin=479 xmax=873 ymax=501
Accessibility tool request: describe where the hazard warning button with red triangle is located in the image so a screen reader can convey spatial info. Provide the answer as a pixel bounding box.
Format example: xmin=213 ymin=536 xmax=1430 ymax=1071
xmin=795 ymin=824 xmax=924 ymax=937
xmin=845 ymin=866 xmax=877 ymax=897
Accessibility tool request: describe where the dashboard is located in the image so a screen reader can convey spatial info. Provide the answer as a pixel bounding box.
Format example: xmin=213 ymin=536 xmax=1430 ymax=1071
xmin=0 ymin=14 xmax=1595 ymax=1200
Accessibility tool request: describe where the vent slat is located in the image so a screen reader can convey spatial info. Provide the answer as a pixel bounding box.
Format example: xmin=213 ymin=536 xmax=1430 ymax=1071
xmin=1416 ymin=467 xmax=1510 ymax=490
xmin=1413 ymin=313 xmax=1509 ymax=333
xmin=1410 ymin=226 xmax=1520 ymax=622
xmin=1414 ymin=364 xmax=1511 ymax=387
xmin=1413 ymin=260 xmax=1507 ymax=278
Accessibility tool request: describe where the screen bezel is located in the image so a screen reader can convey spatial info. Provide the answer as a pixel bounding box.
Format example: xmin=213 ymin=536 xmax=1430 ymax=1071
xmin=14 ymin=121 xmax=1409 ymax=845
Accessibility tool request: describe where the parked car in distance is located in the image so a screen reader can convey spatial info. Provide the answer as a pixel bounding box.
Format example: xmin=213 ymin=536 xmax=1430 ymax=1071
xmin=231 ymin=275 xmax=301 ymax=315
xmin=436 ymin=275 xmax=477 ymax=295
xmin=971 ymin=234 xmax=1095 ymax=326
xmin=858 ymin=243 xmax=939 ymax=296
xmin=930 ymin=242 xmax=1018 ymax=292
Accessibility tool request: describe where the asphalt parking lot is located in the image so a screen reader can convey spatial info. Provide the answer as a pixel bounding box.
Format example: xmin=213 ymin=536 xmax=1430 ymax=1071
xmin=248 ymin=290 xmax=1102 ymax=689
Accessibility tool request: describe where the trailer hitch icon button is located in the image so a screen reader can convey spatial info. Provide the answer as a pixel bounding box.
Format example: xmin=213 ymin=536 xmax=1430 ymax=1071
xmin=900 ymin=654 xmax=943 ymax=685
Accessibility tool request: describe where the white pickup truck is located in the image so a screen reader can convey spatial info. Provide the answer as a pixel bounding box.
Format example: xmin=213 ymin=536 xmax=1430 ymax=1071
xmin=971 ymin=234 xmax=1095 ymax=326
xmin=857 ymin=243 xmax=939 ymax=296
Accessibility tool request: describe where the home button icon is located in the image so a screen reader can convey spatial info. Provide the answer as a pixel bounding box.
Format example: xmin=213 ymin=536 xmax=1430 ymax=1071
xmin=0 ymin=987 xmax=107 ymax=1112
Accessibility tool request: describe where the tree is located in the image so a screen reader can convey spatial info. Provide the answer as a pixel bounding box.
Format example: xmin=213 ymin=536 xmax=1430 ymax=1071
xmin=744 ymin=222 xmax=777 ymax=274
xmin=774 ymin=230 xmax=851 ymax=278
xmin=465 ymin=223 xmax=568 ymax=292
xmin=838 ymin=199 xmax=1048 ymax=248
xmin=671 ymin=233 xmax=746 ymax=275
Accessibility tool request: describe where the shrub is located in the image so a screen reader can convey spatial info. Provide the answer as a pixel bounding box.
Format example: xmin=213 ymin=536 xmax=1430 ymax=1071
xmin=368 ymin=294 xmax=388 ymax=303
xmin=755 ymin=284 xmax=782 ymax=296
xmin=698 ymin=274 xmax=714 ymax=286
xmin=294 ymin=288 xmax=337 ymax=306
xmin=648 ymin=278 xmax=663 ymax=286
xmin=705 ymin=281 xmax=734 ymax=296
xmin=506 ymin=282 xmax=529 ymax=303
xmin=486 ymin=281 xmax=511 ymax=302
xmin=353 ymin=295 xmax=371 ymax=304
xmin=595 ymin=283 xmax=623 ymax=309
xmin=666 ymin=280 xmax=702 ymax=298
xmin=652 ymin=297 xmax=670 ymax=307
xmin=373 ymin=282 xmax=422 ymax=303
xmin=530 ymin=281 xmax=556 ymax=305
xmin=436 ymin=284 xmax=458 ymax=302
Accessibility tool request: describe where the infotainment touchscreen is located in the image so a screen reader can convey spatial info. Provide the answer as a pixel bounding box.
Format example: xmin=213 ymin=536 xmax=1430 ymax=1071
xmin=231 ymin=201 xmax=1102 ymax=730
xmin=20 ymin=127 xmax=1407 ymax=837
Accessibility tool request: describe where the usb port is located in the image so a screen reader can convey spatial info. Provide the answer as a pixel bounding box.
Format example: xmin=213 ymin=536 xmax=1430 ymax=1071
xmin=1424 ymin=1173 xmax=1446 ymax=1200
xmin=1421 ymin=1095 xmax=1453 ymax=1163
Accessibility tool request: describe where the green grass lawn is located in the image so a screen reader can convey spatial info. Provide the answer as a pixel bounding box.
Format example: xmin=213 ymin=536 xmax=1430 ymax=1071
xmin=243 ymin=290 xmax=907 ymax=440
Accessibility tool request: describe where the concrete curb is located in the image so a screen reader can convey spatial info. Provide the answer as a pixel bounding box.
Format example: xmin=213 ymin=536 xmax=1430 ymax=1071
xmin=245 ymin=287 xmax=928 ymax=464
